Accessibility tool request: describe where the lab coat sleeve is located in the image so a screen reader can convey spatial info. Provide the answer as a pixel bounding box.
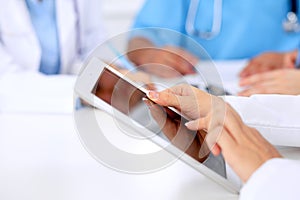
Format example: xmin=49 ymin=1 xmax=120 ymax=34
xmin=224 ymin=95 xmax=300 ymax=147
xmin=240 ymin=158 xmax=300 ymax=200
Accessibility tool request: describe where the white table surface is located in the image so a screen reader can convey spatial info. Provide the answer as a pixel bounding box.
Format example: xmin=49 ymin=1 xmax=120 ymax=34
xmin=0 ymin=111 xmax=239 ymax=200
xmin=1 ymin=60 xmax=300 ymax=200
xmin=1 ymin=110 xmax=300 ymax=200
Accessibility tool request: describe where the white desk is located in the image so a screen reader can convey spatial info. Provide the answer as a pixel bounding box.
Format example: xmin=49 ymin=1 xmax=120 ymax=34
xmin=1 ymin=110 xmax=299 ymax=200
xmin=0 ymin=112 xmax=239 ymax=200
xmin=1 ymin=60 xmax=300 ymax=199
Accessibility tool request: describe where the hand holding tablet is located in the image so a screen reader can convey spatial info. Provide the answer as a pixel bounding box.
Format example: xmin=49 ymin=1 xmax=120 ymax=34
xmin=75 ymin=57 xmax=241 ymax=193
xmin=147 ymin=85 xmax=282 ymax=183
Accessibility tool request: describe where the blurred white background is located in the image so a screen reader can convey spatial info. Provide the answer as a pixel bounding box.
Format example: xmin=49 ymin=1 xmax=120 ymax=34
xmin=102 ymin=0 xmax=145 ymax=37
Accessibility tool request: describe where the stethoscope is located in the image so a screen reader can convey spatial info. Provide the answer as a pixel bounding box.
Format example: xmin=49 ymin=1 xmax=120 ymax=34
xmin=283 ymin=0 xmax=300 ymax=32
xmin=186 ymin=0 xmax=300 ymax=40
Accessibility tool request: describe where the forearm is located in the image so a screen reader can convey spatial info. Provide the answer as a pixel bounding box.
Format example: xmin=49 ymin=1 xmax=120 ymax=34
xmin=127 ymin=37 xmax=156 ymax=65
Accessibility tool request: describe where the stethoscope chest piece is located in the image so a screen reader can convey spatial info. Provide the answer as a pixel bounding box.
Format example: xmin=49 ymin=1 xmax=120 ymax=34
xmin=283 ymin=11 xmax=300 ymax=32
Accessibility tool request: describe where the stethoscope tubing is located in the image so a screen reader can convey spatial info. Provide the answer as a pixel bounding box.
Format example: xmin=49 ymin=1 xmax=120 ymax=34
xmin=186 ymin=0 xmax=300 ymax=39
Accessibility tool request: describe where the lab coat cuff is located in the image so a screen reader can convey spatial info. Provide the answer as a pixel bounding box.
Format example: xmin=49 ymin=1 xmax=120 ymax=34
xmin=239 ymin=158 xmax=300 ymax=200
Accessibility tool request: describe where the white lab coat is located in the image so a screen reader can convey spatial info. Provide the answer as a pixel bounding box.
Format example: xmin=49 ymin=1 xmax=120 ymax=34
xmin=225 ymin=95 xmax=300 ymax=147
xmin=240 ymin=158 xmax=300 ymax=200
xmin=0 ymin=0 xmax=107 ymax=114
xmin=224 ymin=95 xmax=300 ymax=199
xmin=0 ymin=0 xmax=106 ymax=75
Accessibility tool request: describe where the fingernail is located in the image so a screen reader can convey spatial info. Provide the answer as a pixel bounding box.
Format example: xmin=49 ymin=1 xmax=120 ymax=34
xmin=185 ymin=121 xmax=193 ymax=127
xmin=198 ymin=146 xmax=210 ymax=159
xmin=147 ymin=91 xmax=159 ymax=100
xmin=142 ymin=97 xmax=154 ymax=107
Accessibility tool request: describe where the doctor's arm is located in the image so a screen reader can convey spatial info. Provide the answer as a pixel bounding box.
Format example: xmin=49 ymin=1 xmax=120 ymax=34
xmin=238 ymin=69 xmax=300 ymax=96
xmin=237 ymin=50 xmax=300 ymax=96
xmin=127 ymin=37 xmax=198 ymax=78
xmin=239 ymin=50 xmax=298 ymax=78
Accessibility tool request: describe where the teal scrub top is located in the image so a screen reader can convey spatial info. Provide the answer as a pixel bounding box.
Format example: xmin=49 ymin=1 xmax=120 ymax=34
xmin=132 ymin=0 xmax=300 ymax=59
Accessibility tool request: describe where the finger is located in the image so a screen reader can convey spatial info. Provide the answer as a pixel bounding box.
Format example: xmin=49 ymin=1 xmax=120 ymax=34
xmin=204 ymin=126 xmax=237 ymax=158
xmin=238 ymin=80 xmax=276 ymax=96
xmin=147 ymin=84 xmax=197 ymax=107
xmin=211 ymin=144 xmax=221 ymax=156
xmin=147 ymin=90 xmax=180 ymax=108
xmin=164 ymin=55 xmax=195 ymax=75
xmin=199 ymin=123 xmax=223 ymax=158
xmin=259 ymin=62 xmax=277 ymax=72
xmin=239 ymin=63 xmax=253 ymax=78
xmin=156 ymin=61 xmax=183 ymax=77
xmin=156 ymin=84 xmax=198 ymax=97
xmin=184 ymin=116 xmax=221 ymax=158
xmin=147 ymin=102 xmax=178 ymax=139
xmin=185 ymin=117 xmax=210 ymax=131
xmin=214 ymin=128 xmax=238 ymax=161
xmin=239 ymin=59 xmax=262 ymax=78
xmin=165 ymin=47 xmax=198 ymax=73
xmin=208 ymin=104 xmax=246 ymax=145
xmin=177 ymin=50 xmax=199 ymax=74
xmin=238 ymin=88 xmax=259 ymax=97
xmin=239 ymin=72 xmax=271 ymax=87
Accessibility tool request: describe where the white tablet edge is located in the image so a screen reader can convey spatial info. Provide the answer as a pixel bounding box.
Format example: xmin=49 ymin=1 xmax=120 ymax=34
xmin=75 ymin=57 xmax=240 ymax=194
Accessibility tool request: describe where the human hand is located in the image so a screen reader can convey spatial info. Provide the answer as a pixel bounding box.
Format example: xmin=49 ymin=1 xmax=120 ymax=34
xmin=239 ymin=51 xmax=297 ymax=78
xmin=147 ymin=84 xmax=214 ymax=119
xmin=239 ymin=69 xmax=300 ymax=96
xmin=185 ymin=104 xmax=282 ymax=183
xmin=147 ymin=84 xmax=282 ymax=183
xmin=129 ymin=45 xmax=198 ymax=78
xmin=144 ymin=98 xmax=209 ymax=162
xmin=146 ymin=84 xmax=224 ymax=159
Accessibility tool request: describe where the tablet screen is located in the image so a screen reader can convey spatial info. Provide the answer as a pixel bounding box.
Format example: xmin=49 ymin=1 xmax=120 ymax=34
xmin=91 ymin=67 xmax=214 ymax=163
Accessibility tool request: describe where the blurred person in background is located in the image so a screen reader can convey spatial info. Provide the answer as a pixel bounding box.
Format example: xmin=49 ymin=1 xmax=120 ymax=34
xmin=0 ymin=0 xmax=106 ymax=113
xmin=127 ymin=0 xmax=300 ymax=78
xmin=0 ymin=0 xmax=106 ymax=76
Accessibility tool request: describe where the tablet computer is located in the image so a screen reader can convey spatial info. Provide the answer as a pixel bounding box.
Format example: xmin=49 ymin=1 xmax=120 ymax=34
xmin=75 ymin=57 xmax=240 ymax=193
